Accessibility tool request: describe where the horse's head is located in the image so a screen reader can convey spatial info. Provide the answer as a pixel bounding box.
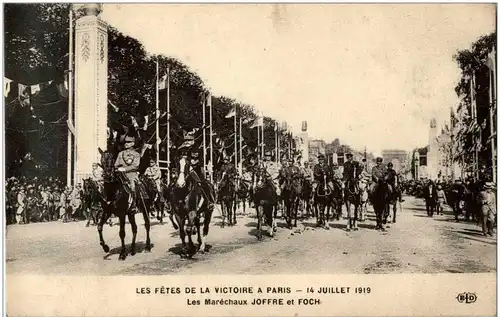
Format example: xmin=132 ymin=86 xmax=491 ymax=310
xmin=176 ymin=156 xmax=189 ymax=188
xmin=98 ymin=147 xmax=116 ymax=182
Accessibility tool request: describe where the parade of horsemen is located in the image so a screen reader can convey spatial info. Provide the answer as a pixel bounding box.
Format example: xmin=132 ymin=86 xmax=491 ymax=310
xmin=4 ymin=5 xmax=496 ymax=274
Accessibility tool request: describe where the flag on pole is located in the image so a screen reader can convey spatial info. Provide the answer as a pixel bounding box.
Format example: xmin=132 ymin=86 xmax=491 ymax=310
xmin=487 ymin=48 xmax=496 ymax=71
xmin=109 ymin=101 xmax=119 ymax=112
xmin=243 ymin=117 xmax=252 ymax=124
xmin=159 ymin=74 xmax=168 ymax=90
xmin=131 ymin=116 xmax=139 ymax=129
xmin=143 ymin=114 xmax=149 ymax=131
xmin=4 ymin=78 xmax=12 ymax=98
xmin=225 ymin=107 xmax=236 ymax=118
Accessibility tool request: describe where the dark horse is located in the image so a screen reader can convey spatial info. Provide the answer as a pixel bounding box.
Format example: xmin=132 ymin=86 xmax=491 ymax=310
xmin=236 ymin=177 xmax=251 ymax=216
xmin=82 ymin=178 xmax=102 ymax=227
xmin=371 ymin=179 xmax=392 ymax=231
xmin=140 ymin=175 xmax=166 ymax=224
xmin=327 ymin=180 xmax=343 ymax=222
xmin=313 ymin=175 xmax=332 ymax=228
xmin=300 ymin=178 xmax=313 ymax=218
xmin=387 ymin=183 xmax=402 ymax=223
xmin=97 ymin=148 xmax=152 ymax=260
xmin=281 ymin=173 xmax=302 ymax=228
xmin=169 ymin=157 xmax=214 ymax=257
xmin=344 ymin=178 xmax=362 ymax=231
xmin=218 ymin=171 xmax=237 ymax=227
xmin=252 ymin=168 xmax=278 ymax=239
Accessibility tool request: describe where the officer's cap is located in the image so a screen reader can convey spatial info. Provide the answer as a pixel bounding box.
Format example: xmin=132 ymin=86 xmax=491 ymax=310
xmin=124 ymin=135 xmax=135 ymax=143
xmin=191 ymin=151 xmax=200 ymax=158
xmin=346 ymin=152 xmax=353 ymax=157
xmin=318 ymin=154 xmax=325 ymax=159
xmin=376 ymin=157 xmax=383 ymax=162
xmin=387 ymin=162 xmax=393 ymax=167
xmin=265 ymin=152 xmax=271 ymax=157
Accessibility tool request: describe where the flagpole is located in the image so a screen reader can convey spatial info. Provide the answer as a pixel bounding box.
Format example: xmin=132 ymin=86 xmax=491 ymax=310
xmin=166 ymin=67 xmax=171 ymax=182
xmin=261 ymin=115 xmax=265 ymax=159
xmin=472 ymin=71 xmax=479 ymax=180
xmin=155 ymin=58 xmax=160 ymax=165
xmin=202 ymin=92 xmax=207 ymax=172
xmin=67 ymin=6 xmax=73 ymax=187
xmin=208 ymin=92 xmax=213 ymax=182
xmin=257 ymin=124 xmax=261 ymax=161
xmin=489 ymin=57 xmax=496 ymax=183
xmin=239 ymin=116 xmax=243 ymax=175
xmin=234 ymin=107 xmax=238 ymax=168
xmin=275 ymin=122 xmax=278 ymax=164
xmin=277 ymin=124 xmax=280 ymax=165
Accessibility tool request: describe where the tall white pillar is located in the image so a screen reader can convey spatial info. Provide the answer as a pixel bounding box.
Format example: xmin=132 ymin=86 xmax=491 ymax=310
xmin=74 ymin=4 xmax=108 ymax=184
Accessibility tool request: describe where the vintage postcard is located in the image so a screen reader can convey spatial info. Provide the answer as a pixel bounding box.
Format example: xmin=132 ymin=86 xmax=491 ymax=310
xmin=4 ymin=2 xmax=497 ymax=316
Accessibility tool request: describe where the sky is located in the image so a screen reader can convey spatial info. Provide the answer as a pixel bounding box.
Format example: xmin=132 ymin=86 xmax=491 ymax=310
xmin=100 ymin=4 xmax=495 ymax=156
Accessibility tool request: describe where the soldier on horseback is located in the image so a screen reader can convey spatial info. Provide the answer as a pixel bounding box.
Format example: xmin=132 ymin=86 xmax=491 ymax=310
xmin=343 ymin=152 xmax=361 ymax=188
xmin=385 ymin=162 xmax=400 ymax=201
xmin=114 ymin=135 xmax=141 ymax=206
xmin=369 ymin=157 xmax=387 ymax=199
xmin=219 ymin=156 xmax=237 ymax=182
xmin=144 ymin=157 xmax=163 ymax=194
xmin=188 ymin=150 xmax=216 ymax=207
xmin=331 ymin=161 xmax=343 ymax=189
xmin=310 ymin=154 xmax=333 ymax=200
xmin=254 ymin=152 xmax=280 ymax=192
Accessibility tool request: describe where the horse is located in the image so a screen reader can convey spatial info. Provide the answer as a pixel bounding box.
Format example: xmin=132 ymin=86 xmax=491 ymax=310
xmin=235 ymin=176 xmax=251 ymax=216
xmin=358 ymin=180 xmax=369 ymax=222
xmin=97 ymin=148 xmax=152 ymax=260
xmin=252 ymin=168 xmax=278 ymax=239
xmin=169 ymin=157 xmax=214 ymax=257
xmin=326 ymin=180 xmax=343 ymax=222
xmin=344 ymin=178 xmax=361 ymax=231
xmin=281 ymin=173 xmax=302 ymax=229
xmin=218 ymin=171 xmax=237 ymax=227
xmin=140 ymin=175 xmax=166 ymax=223
xmin=82 ymin=178 xmax=103 ymax=227
xmin=371 ymin=179 xmax=391 ymax=231
xmin=300 ymin=178 xmax=313 ymax=218
xmin=386 ymin=183 xmax=402 ymax=223
xmin=312 ymin=175 xmax=332 ymax=228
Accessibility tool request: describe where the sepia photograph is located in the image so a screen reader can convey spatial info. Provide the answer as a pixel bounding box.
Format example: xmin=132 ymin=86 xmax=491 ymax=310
xmin=4 ymin=2 xmax=497 ymax=316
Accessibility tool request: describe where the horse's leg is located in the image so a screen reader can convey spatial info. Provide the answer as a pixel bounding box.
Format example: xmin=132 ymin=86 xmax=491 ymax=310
xmin=177 ymin=215 xmax=188 ymax=253
xmin=220 ymin=201 xmax=226 ymax=228
xmin=256 ymin=205 xmax=262 ymax=240
xmin=118 ymin=215 xmax=127 ymax=260
xmin=199 ymin=204 xmax=213 ymax=253
xmin=233 ymin=197 xmax=237 ymax=225
xmin=353 ymin=204 xmax=358 ymax=230
xmin=345 ymin=201 xmax=351 ymax=231
xmin=128 ymin=212 xmax=138 ymax=256
xmin=98 ymin=211 xmax=111 ymax=253
xmin=140 ymin=197 xmax=152 ymax=252
xmin=294 ymin=198 xmax=299 ymax=227
xmin=393 ymin=202 xmax=397 ymax=223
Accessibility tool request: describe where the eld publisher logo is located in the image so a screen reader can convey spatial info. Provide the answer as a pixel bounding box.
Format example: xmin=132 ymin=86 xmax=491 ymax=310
xmin=456 ymin=292 xmax=477 ymax=304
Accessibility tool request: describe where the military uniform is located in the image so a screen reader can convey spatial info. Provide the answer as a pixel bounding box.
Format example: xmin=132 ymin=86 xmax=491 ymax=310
xmin=311 ymin=156 xmax=333 ymax=196
xmin=144 ymin=160 xmax=162 ymax=192
xmin=343 ymin=160 xmax=361 ymax=183
xmin=188 ymin=152 xmax=216 ymax=205
xmin=114 ymin=136 xmax=141 ymax=195
xmin=369 ymin=160 xmax=387 ymax=194
xmin=219 ymin=161 xmax=237 ymax=181
xmin=256 ymin=155 xmax=280 ymax=193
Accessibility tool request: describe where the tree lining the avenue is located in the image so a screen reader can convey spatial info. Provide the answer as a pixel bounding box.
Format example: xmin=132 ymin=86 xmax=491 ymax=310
xmin=417 ymin=32 xmax=496 ymax=181
xmin=6 ymin=3 xmax=318 ymax=179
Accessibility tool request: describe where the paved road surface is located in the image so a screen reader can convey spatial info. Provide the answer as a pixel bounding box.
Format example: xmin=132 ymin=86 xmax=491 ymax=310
xmin=6 ymin=196 xmax=496 ymax=275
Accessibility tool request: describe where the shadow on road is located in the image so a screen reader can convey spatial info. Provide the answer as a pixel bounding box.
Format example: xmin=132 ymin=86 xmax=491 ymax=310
xmin=103 ymin=241 xmax=155 ymax=260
